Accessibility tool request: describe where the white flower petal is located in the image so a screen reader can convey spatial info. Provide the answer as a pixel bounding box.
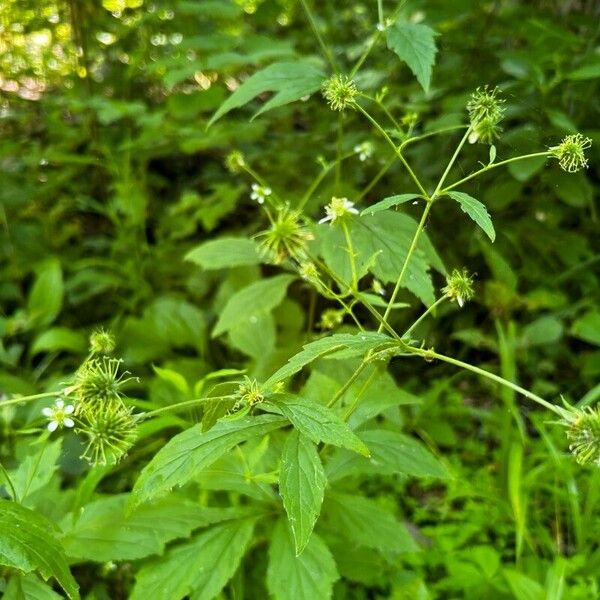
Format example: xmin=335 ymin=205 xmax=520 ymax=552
xmin=348 ymin=207 xmax=359 ymax=215
xmin=457 ymin=297 xmax=464 ymax=308
xmin=42 ymin=407 xmax=53 ymax=417
xmin=318 ymin=215 xmax=332 ymax=224
xmin=64 ymin=404 xmax=75 ymax=414
xmin=264 ymin=187 xmax=272 ymax=195
xmin=55 ymin=399 xmax=64 ymax=409
xmin=48 ymin=421 xmax=59 ymax=432
xmin=64 ymin=418 xmax=75 ymax=428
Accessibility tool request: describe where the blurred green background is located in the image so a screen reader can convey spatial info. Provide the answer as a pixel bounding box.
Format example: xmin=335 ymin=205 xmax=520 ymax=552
xmin=1 ymin=0 xmax=600 ymax=597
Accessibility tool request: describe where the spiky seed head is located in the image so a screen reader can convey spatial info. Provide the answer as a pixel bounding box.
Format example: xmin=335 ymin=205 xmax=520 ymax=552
xmin=89 ymin=328 xmax=115 ymax=355
xmin=256 ymin=207 xmax=313 ymax=264
xmin=556 ymin=402 xmax=600 ymax=466
xmin=225 ymin=150 xmax=246 ymax=173
xmin=443 ymin=269 xmax=475 ymax=308
xmin=319 ymin=308 xmax=344 ymax=330
xmin=322 ymin=75 xmax=358 ymax=112
xmin=78 ymin=399 xmax=137 ymax=466
xmin=467 ymin=86 xmax=505 ymax=123
xmin=236 ymin=377 xmax=264 ymax=407
xmin=549 ymin=134 xmax=592 ymax=173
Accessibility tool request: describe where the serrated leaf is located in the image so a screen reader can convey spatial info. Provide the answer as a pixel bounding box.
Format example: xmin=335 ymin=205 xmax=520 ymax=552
xmin=324 ymin=493 xmax=419 ymax=553
xmin=208 ymin=61 xmax=324 ymax=126
xmin=130 ymin=519 xmax=255 ymax=600
xmin=326 ymin=429 xmax=448 ymax=481
xmin=213 ymin=274 xmax=295 ymax=337
xmin=185 ymin=237 xmax=261 ymax=270
xmin=386 ymin=22 xmax=437 ymax=92
xmin=264 ymin=332 xmax=391 ymax=389
xmin=270 ymin=394 xmax=370 ymax=457
xmin=0 ymin=499 xmax=79 ymax=599
xmin=446 ymin=191 xmax=496 ymax=242
xmin=131 ymin=415 xmax=287 ymax=507
xmin=61 ymin=494 xmax=253 ymax=562
xmin=267 ymin=519 xmax=338 ymax=600
xmin=360 ymin=194 xmax=420 ymax=216
xmin=279 ymin=431 xmax=326 ymax=555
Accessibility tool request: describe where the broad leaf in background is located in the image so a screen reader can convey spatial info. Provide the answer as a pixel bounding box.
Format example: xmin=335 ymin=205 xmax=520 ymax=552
xmin=185 ymin=237 xmax=261 ymax=270
xmin=0 ymin=499 xmax=79 ymax=599
xmin=130 ymin=519 xmax=255 ymax=600
xmin=267 ymin=519 xmax=339 ymax=600
xmin=270 ymin=394 xmax=370 ymax=456
xmin=131 ymin=415 xmax=287 ymax=507
xmin=324 ymin=493 xmax=419 ymax=553
xmin=212 ymin=274 xmax=295 ymax=337
xmin=26 ymin=258 xmax=63 ymax=329
xmin=326 ymin=429 xmax=448 ymax=481
xmin=386 ymin=22 xmax=438 ymax=92
xmin=4 ymin=573 xmax=63 ymax=600
xmin=61 ymin=494 xmax=256 ymax=562
xmin=446 ymin=191 xmax=496 ymax=242
xmin=279 ymin=431 xmax=327 ymax=555
xmin=208 ymin=61 xmax=325 ymax=125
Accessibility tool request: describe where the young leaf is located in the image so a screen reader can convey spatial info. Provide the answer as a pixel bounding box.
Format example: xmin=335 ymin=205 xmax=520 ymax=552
xmin=326 ymin=429 xmax=448 ymax=481
xmin=360 ymin=194 xmax=420 ymax=216
xmin=267 ymin=519 xmax=339 ymax=600
xmin=208 ymin=61 xmax=324 ymax=126
xmin=212 ymin=274 xmax=295 ymax=337
xmin=263 ymin=331 xmax=391 ymax=388
xmin=269 ymin=394 xmax=370 ymax=457
xmin=61 ymin=494 xmax=255 ymax=562
xmin=446 ymin=191 xmax=496 ymax=242
xmin=130 ymin=519 xmax=255 ymax=600
xmin=385 ymin=22 xmax=438 ymax=92
xmin=131 ymin=415 xmax=287 ymax=507
xmin=324 ymin=493 xmax=419 ymax=553
xmin=279 ymin=431 xmax=327 ymax=555
xmin=0 ymin=499 xmax=79 ymax=599
xmin=185 ymin=237 xmax=261 ymax=270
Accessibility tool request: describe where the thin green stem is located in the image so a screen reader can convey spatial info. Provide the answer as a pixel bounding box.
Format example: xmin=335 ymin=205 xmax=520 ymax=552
xmin=342 ymin=221 xmax=358 ymax=290
xmin=377 ymin=0 xmax=384 ymax=26
xmin=0 ymin=461 xmax=18 ymax=502
xmin=1 ymin=391 xmax=60 ymax=408
xmin=408 ymin=347 xmax=561 ymax=415
xmin=402 ymin=295 xmax=447 ymax=339
xmin=430 ymin=126 xmax=473 ymax=200
xmin=335 ymin=115 xmax=343 ymax=191
xmin=356 ymin=154 xmax=396 ymax=202
xmin=344 ymin=366 xmax=378 ymax=419
xmin=399 ymin=125 xmax=469 ymax=151
xmin=350 ymin=32 xmax=381 ymax=78
xmin=378 ymin=200 xmax=432 ymax=332
xmin=441 ymin=152 xmax=551 ymax=194
xmin=327 ymin=360 xmax=368 ymax=408
xmin=138 ymin=395 xmax=235 ymax=420
xmin=354 ymin=102 xmax=429 ymax=198
xmin=299 ymin=0 xmax=337 ymax=71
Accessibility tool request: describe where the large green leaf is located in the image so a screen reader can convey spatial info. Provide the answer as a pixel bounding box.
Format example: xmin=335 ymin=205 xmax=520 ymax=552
xmin=279 ymin=431 xmax=326 ymax=555
xmin=323 ymin=493 xmax=419 ymax=553
xmin=131 ymin=415 xmax=287 ymax=507
xmin=185 ymin=237 xmax=261 ymax=270
xmin=208 ymin=61 xmax=324 ymax=126
xmin=446 ymin=191 xmax=496 ymax=242
xmin=4 ymin=573 xmax=63 ymax=600
xmin=263 ymin=331 xmax=392 ymax=388
xmin=130 ymin=519 xmax=255 ymax=600
xmin=385 ymin=22 xmax=438 ymax=92
xmin=0 ymin=499 xmax=79 ymax=599
xmin=270 ymin=394 xmax=370 ymax=456
xmin=213 ymin=274 xmax=295 ymax=337
xmin=267 ymin=520 xmax=339 ymax=600
xmin=61 ymin=494 xmax=254 ymax=562
xmin=326 ymin=429 xmax=448 ymax=481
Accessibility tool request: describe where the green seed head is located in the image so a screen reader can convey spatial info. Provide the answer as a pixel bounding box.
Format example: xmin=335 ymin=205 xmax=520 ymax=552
xmin=257 ymin=207 xmax=313 ymax=264
xmin=443 ymin=269 xmax=475 ymax=308
xmin=322 ymin=75 xmax=358 ymax=112
xmin=225 ymin=150 xmax=246 ymax=173
xmin=557 ymin=402 xmax=600 ymax=466
xmin=549 ymin=134 xmax=592 ymax=173
xmin=89 ymin=328 xmax=115 ymax=355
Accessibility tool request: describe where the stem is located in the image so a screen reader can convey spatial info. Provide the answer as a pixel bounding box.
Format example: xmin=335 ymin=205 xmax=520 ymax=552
xmin=356 ymin=154 xmax=396 ymax=201
xmin=408 ymin=347 xmax=561 ymax=415
xmin=342 ymin=222 xmax=358 ymax=290
xmin=138 ymin=395 xmax=235 ymax=420
xmin=327 ymin=361 xmax=368 ymax=408
xmin=1 ymin=391 xmax=60 ymax=408
xmin=402 ymin=295 xmax=447 ymax=339
xmin=335 ymin=114 xmax=343 ymax=191
xmin=344 ymin=366 xmax=378 ymax=420
xmin=354 ymin=103 xmax=429 ymax=198
xmin=299 ymin=0 xmax=337 ymax=71
xmin=378 ymin=200 xmax=432 ymax=332
xmin=441 ymin=152 xmax=550 ymax=194
xmin=430 ymin=126 xmax=473 ymax=200
xmin=350 ymin=32 xmax=381 ymax=78
xmin=377 ymin=0 xmax=384 ymax=27
xmin=399 ymin=125 xmax=469 ymax=151
xmin=0 ymin=461 xmax=18 ymax=502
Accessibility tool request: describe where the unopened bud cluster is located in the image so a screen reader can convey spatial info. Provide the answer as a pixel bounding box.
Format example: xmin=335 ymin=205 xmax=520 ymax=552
xmin=467 ymin=86 xmax=505 ymax=144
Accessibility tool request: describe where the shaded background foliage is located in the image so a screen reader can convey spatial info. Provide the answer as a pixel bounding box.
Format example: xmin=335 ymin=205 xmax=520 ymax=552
xmin=1 ymin=0 xmax=600 ymax=597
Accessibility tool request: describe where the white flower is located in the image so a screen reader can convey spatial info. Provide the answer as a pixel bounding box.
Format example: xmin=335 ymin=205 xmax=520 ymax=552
xmin=250 ymin=183 xmax=271 ymax=204
xmin=318 ymin=197 xmax=359 ymax=225
xmin=42 ymin=399 xmax=75 ymax=432
xmin=372 ymin=278 xmax=385 ymax=296
xmin=353 ymin=141 xmax=373 ymax=161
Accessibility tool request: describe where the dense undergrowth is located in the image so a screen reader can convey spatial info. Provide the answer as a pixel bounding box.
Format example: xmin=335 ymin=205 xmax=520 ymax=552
xmin=1 ymin=1 xmax=600 ymax=598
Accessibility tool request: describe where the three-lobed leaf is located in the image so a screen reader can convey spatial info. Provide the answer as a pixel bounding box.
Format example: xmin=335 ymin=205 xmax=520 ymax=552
xmin=131 ymin=415 xmax=287 ymax=507
xmin=385 ymin=22 xmax=438 ymax=92
xmin=446 ymin=191 xmax=496 ymax=242
xmin=0 ymin=499 xmax=79 ymax=599
xmin=279 ymin=431 xmax=327 ymax=555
